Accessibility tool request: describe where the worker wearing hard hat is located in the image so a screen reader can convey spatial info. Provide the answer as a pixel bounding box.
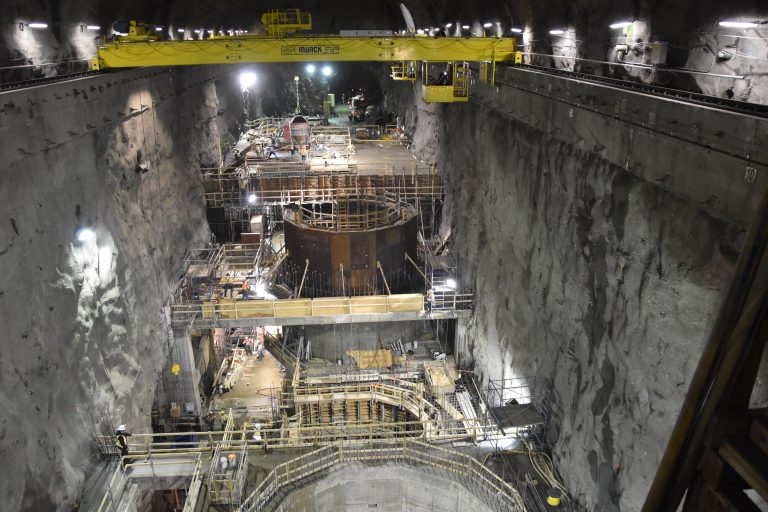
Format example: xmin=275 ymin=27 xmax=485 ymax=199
xmin=115 ymin=425 xmax=132 ymax=466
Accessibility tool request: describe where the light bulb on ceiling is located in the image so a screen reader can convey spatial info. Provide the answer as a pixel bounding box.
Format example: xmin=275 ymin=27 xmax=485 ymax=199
xmin=549 ymin=29 xmax=565 ymax=35
xmin=86 ymin=25 xmax=100 ymax=30
xmin=76 ymin=227 xmax=95 ymax=242
xmin=510 ymin=28 xmax=523 ymax=33
xmin=239 ymin=71 xmax=257 ymax=90
xmin=483 ymin=22 xmax=493 ymax=28
xmin=247 ymin=194 xmax=257 ymax=204
xmin=609 ymin=21 xmax=632 ymax=29
xmin=718 ymin=20 xmax=758 ymax=28
xmin=28 ymin=22 xmax=48 ymax=29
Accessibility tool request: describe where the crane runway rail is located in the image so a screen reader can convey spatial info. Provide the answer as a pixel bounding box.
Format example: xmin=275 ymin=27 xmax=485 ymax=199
xmin=498 ymin=62 xmax=768 ymax=119
xmin=0 ymin=70 xmax=106 ymax=92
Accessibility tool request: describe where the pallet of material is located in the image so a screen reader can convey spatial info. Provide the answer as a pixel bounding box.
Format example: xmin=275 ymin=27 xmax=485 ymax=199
xmin=425 ymin=363 xmax=455 ymax=394
xmin=346 ymin=349 xmax=394 ymax=369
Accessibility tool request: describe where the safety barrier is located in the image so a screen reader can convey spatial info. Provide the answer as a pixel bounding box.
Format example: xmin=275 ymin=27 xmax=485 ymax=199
xmin=171 ymin=293 xmax=426 ymax=323
xmin=97 ymin=452 xmax=203 ymax=512
xmin=203 ymin=169 xmax=442 ymax=207
xmin=238 ymin=440 xmax=525 ymax=512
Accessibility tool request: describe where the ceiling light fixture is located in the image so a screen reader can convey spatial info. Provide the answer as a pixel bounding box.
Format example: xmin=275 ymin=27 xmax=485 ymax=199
xmin=483 ymin=22 xmax=493 ymax=28
xmin=177 ymin=28 xmax=185 ymax=33
xmin=445 ymin=23 xmax=453 ymax=28
xmin=306 ymin=64 xmax=316 ymax=74
xmin=510 ymin=28 xmax=522 ymax=33
xmin=76 ymin=227 xmax=96 ymax=242
xmin=462 ymin=25 xmax=470 ymax=30
xmin=86 ymin=25 xmax=100 ymax=30
xmin=28 ymin=22 xmax=48 ymax=29
xmin=718 ymin=20 xmax=758 ymax=28
xmin=549 ymin=29 xmax=565 ymax=35
xmin=247 ymin=194 xmax=257 ymax=204
xmin=609 ymin=21 xmax=632 ymax=29
xmin=239 ymin=71 xmax=257 ymax=90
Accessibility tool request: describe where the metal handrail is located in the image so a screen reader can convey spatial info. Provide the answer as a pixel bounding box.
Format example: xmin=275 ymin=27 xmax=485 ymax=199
xmin=97 ymin=451 xmax=203 ymax=512
xmin=238 ymin=440 xmax=525 ymax=512
xmin=171 ymin=293 xmax=427 ymax=321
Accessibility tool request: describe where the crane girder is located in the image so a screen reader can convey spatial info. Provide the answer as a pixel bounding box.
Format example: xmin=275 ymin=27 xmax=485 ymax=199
xmin=92 ymin=36 xmax=519 ymax=69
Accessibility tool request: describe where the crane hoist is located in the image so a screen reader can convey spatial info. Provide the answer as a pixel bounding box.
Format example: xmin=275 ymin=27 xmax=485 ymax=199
xmin=92 ymin=9 xmax=523 ymax=103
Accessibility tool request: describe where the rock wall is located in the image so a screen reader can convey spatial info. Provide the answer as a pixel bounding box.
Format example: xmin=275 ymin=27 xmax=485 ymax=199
xmin=388 ymin=79 xmax=753 ymax=510
xmin=0 ymin=65 xmax=240 ymax=511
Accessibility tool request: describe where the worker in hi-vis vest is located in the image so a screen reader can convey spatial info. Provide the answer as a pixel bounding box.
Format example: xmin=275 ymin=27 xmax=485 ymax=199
xmin=115 ymin=424 xmax=132 ymax=465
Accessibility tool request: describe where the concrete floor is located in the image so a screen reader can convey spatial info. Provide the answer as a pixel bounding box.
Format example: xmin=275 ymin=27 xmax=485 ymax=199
xmin=212 ymin=351 xmax=284 ymax=414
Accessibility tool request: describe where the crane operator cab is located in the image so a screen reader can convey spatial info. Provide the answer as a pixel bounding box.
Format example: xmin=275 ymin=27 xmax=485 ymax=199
xmin=421 ymin=61 xmax=469 ymax=103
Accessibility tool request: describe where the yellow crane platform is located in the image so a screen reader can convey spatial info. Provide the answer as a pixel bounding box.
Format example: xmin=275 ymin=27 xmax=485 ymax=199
xmin=91 ymin=35 xmax=519 ymax=69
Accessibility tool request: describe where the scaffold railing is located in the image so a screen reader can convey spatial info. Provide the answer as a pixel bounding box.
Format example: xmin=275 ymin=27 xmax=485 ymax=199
xmin=203 ymin=170 xmax=443 ymax=207
xmin=238 ymin=440 xmax=526 ymax=512
xmin=96 ymin=451 xmax=204 ymax=512
xmin=172 ymin=293 xmax=425 ymax=321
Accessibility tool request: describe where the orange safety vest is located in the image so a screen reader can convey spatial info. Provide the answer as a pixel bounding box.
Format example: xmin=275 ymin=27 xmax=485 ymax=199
xmin=242 ymin=281 xmax=251 ymax=291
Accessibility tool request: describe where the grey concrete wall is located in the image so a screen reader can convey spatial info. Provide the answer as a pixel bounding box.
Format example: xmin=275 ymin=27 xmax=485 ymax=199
xmin=0 ymin=66 xmax=239 ymax=511
xmin=275 ymin=466 xmax=494 ymax=512
xmin=391 ymin=69 xmax=768 ymax=511
xmin=304 ymin=321 xmax=427 ymax=362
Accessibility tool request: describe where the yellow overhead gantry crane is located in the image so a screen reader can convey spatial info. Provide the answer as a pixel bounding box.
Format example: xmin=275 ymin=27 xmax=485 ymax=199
xmin=92 ymin=9 xmax=522 ymax=103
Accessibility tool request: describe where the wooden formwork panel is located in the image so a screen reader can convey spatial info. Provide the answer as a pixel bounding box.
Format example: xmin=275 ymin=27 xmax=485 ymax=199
xmin=387 ymin=294 xmax=424 ymax=313
xmin=274 ymin=299 xmax=312 ymax=317
xmin=349 ymin=295 xmax=389 ymax=314
xmin=311 ymin=297 xmax=350 ymax=316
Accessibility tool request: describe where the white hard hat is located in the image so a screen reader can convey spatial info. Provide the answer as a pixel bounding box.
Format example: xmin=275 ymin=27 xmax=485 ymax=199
xmin=116 ymin=424 xmax=126 ymax=432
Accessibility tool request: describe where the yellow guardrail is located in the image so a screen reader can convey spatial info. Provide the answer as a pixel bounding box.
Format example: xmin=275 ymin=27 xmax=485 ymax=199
xmin=172 ymin=293 xmax=425 ymax=321
xmin=97 ymin=452 xmax=203 ymax=512
xmin=238 ymin=440 xmax=525 ymax=512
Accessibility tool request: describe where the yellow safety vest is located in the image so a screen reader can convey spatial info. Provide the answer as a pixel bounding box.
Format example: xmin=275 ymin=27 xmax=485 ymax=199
xmin=115 ymin=434 xmax=126 ymax=449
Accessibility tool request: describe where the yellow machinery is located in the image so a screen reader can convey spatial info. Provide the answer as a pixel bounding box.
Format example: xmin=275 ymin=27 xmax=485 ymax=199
xmin=113 ymin=20 xmax=160 ymax=42
xmin=261 ymin=9 xmax=312 ymax=36
xmin=421 ymin=62 xmax=469 ymax=103
xmin=391 ymin=61 xmax=417 ymax=81
xmin=91 ymin=11 xmax=522 ymax=103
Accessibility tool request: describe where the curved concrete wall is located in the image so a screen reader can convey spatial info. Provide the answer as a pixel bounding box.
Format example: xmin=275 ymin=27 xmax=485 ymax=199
xmin=275 ymin=465 xmax=495 ymax=512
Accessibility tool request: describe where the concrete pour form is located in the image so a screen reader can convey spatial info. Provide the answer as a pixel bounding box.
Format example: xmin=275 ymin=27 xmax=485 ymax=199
xmin=275 ymin=465 xmax=495 ymax=512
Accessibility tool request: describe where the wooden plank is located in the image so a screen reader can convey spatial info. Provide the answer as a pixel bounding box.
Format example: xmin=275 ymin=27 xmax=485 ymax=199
xmin=349 ymin=295 xmax=388 ymax=314
xmin=310 ymin=297 xmax=349 ymax=316
xmin=387 ymin=293 xmax=424 ymax=313
xmin=750 ymin=418 xmax=768 ymax=455
xmin=719 ymin=439 xmax=768 ymax=503
xmin=274 ymin=299 xmax=312 ymax=318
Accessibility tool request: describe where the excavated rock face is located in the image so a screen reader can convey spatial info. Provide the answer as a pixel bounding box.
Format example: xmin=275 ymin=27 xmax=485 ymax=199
xmin=0 ymin=66 xmax=240 ymax=511
xmin=389 ymin=88 xmax=745 ymax=510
